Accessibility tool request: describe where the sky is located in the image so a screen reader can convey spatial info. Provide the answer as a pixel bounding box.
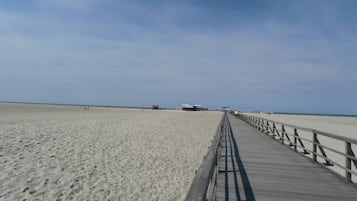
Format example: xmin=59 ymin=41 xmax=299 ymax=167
xmin=1 ymin=0 xmax=357 ymax=114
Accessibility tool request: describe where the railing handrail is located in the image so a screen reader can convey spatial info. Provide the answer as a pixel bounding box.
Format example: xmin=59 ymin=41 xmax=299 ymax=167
xmin=185 ymin=113 xmax=225 ymax=201
xmin=242 ymin=113 xmax=357 ymax=145
xmin=239 ymin=113 xmax=357 ymax=183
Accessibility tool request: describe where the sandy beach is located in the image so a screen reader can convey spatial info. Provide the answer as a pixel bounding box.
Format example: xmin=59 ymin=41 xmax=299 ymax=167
xmin=246 ymin=113 xmax=357 ymax=181
xmin=0 ymin=103 xmax=223 ymax=201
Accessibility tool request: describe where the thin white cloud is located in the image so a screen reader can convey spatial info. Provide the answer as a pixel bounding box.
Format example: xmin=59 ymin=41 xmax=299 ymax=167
xmin=34 ymin=0 xmax=99 ymax=10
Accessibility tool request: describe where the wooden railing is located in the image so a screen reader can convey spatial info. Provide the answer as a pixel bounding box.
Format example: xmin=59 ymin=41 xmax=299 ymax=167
xmin=185 ymin=113 xmax=225 ymax=201
xmin=239 ymin=113 xmax=357 ymax=183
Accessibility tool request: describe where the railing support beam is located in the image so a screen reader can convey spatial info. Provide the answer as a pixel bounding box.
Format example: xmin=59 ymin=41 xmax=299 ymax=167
xmin=281 ymin=125 xmax=285 ymax=145
xmin=294 ymin=129 xmax=297 ymax=152
xmin=238 ymin=113 xmax=356 ymax=183
xmin=345 ymin=142 xmax=352 ymax=183
xmin=313 ymin=132 xmax=317 ymax=162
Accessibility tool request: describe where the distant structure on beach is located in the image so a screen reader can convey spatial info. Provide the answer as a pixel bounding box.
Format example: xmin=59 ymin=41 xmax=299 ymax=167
xmin=152 ymin=104 xmax=160 ymax=110
xmin=222 ymin=106 xmax=230 ymax=111
xmin=182 ymin=104 xmax=208 ymax=111
xmin=80 ymin=105 xmax=90 ymax=110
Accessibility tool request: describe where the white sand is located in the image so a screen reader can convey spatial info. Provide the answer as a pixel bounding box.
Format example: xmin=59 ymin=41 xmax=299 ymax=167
xmin=246 ymin=113 xmax=357 ymax=181
xmin=0 ymin=103 xmax=223 ymax=201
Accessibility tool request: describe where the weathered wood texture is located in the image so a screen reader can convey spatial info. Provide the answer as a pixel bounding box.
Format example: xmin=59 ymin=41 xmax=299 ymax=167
xmin=185 ymin=116 xmax=224 ymax=201
xmin=215 ymin=115 xmax=357 ymax=201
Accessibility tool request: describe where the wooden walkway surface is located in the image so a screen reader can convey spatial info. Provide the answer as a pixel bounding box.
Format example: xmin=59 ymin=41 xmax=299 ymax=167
xmin=215 ymin=115 xmax=357 ymax=201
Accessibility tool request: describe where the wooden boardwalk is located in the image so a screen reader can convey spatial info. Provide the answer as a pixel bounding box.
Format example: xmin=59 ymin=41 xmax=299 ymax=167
xmin=215 ymin=115 xmax=357 ymax=201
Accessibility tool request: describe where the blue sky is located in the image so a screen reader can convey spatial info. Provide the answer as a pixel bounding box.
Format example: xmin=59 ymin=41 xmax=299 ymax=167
xmin=1 ymin=0 xmax=357 ymax=114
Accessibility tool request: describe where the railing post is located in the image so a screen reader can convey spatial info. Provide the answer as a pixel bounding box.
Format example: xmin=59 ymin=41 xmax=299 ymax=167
xmin=254 ymin=118 xmax=257 ymax=129
xmin=281 ymin=125 xmax=285 ymax=145
xmin=272 ymin=123 xmax=275 ymax=135
xmin=345 ymin=142 xmax=352 ymax=183
xmin=272 ymin=123 xmax=276 ymax=139
xmin=294 ymin=129 xmax=297 ymax=152
xmin=255 ymin=118 xmax=258 ymax=129
xmin=259 ymin=119 xmax=262 ymax=131
xmin=313 ymin=132 xmax=317 ymax=162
